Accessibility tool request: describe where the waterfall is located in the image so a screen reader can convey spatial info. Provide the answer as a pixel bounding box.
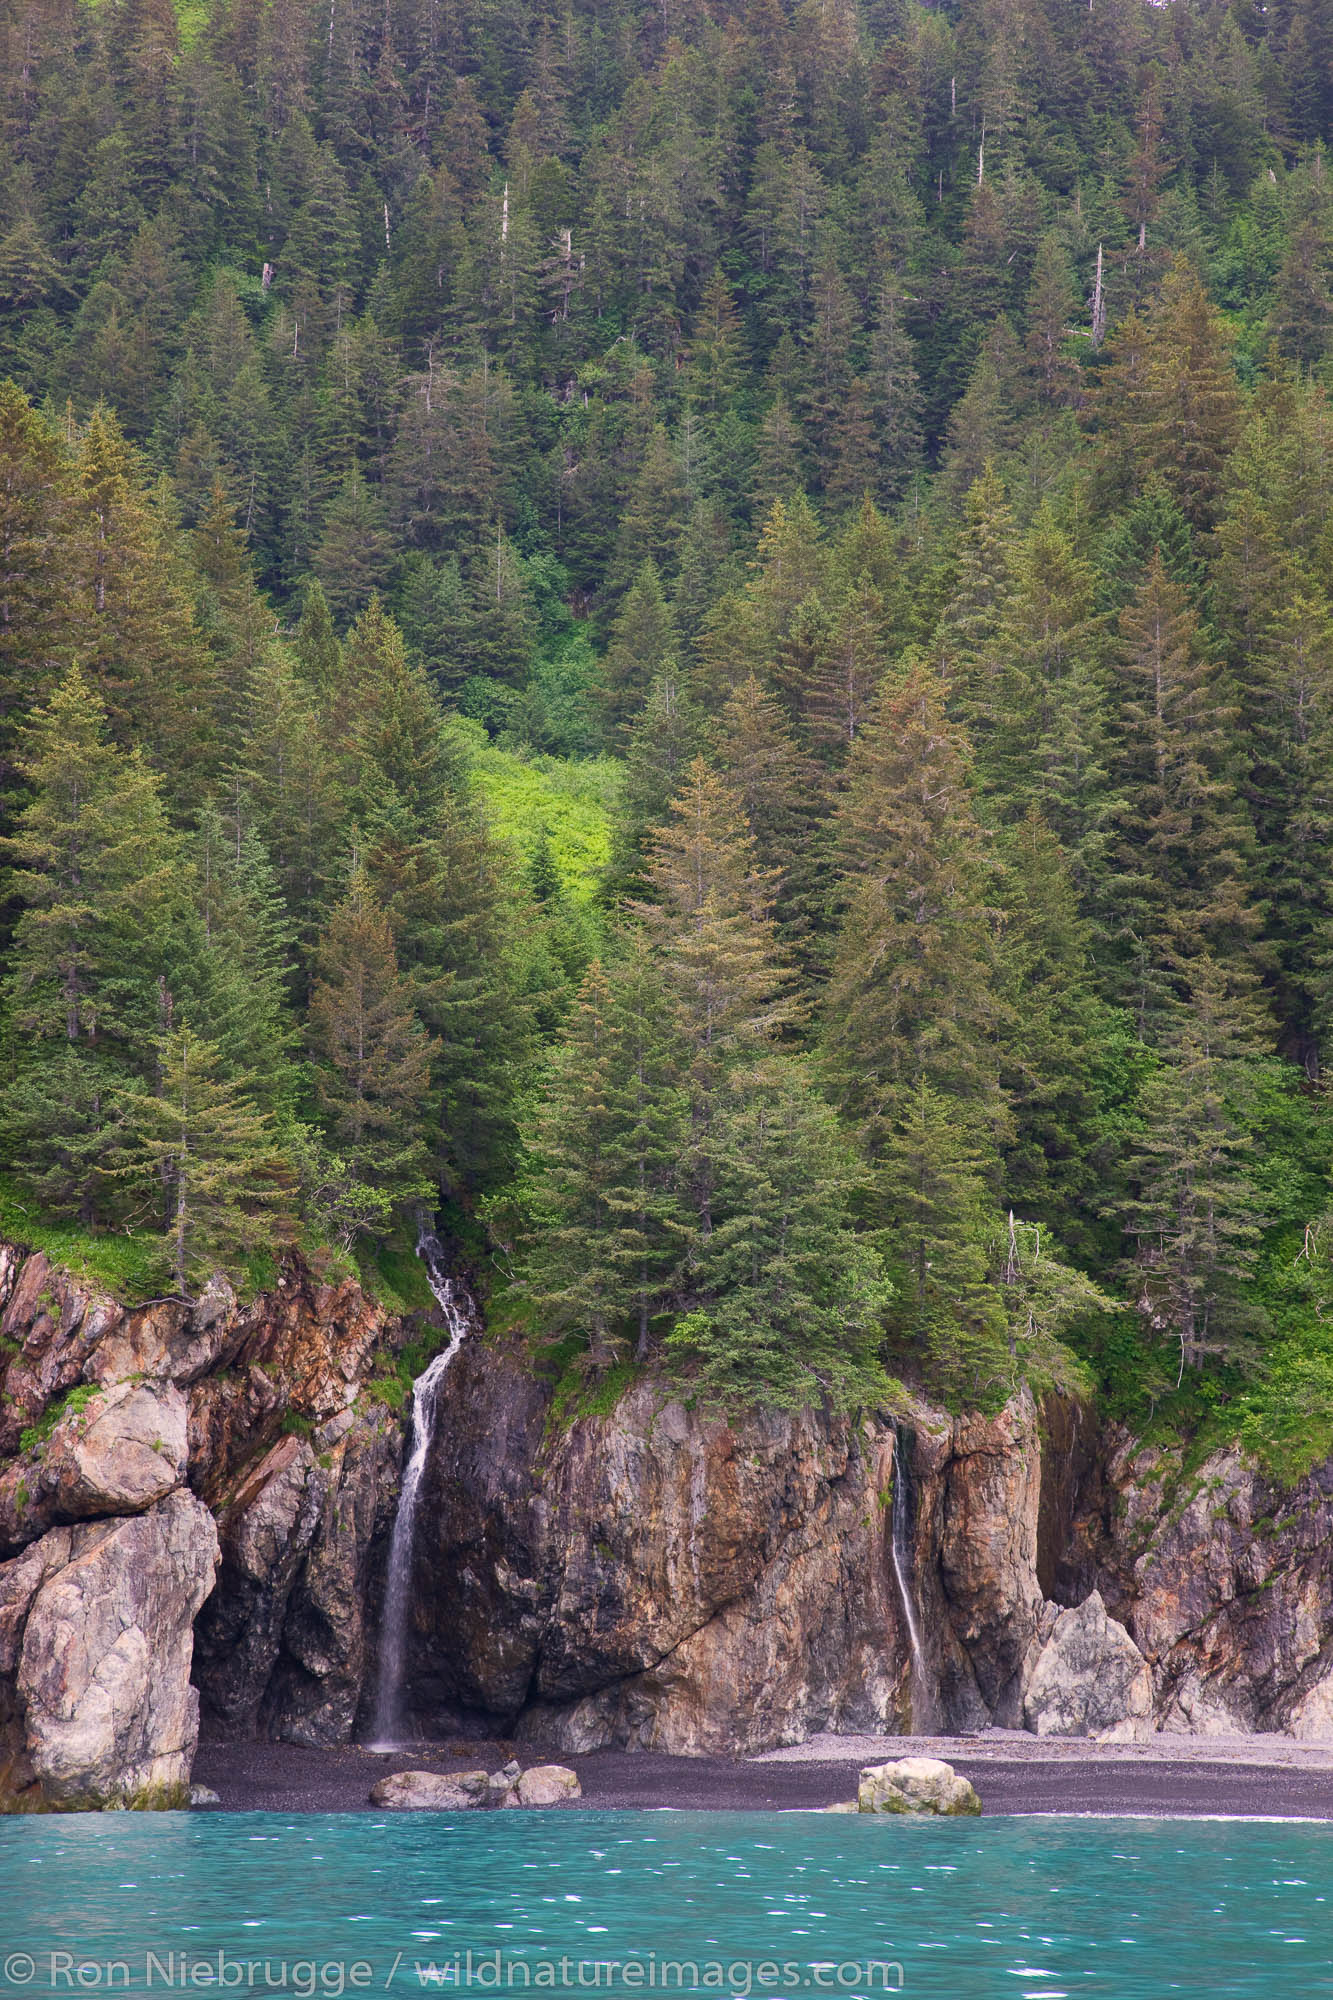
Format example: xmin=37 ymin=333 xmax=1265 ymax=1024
xmin=368 ymin=1223 xmax=473 ymax=1749
xmin=889 ymin=1422 xmax=933 ymax=1733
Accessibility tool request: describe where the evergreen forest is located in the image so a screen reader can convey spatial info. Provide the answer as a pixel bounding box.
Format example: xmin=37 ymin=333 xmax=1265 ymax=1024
xmin=7 ymin=0 xmax=1333 ymax=1470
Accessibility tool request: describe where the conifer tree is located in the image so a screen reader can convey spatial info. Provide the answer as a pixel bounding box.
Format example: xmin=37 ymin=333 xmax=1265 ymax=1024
xmin=313 ymin=465 xmax=397 ymax=623
xmin=291 ymin=577 xmax=342 ymax=695
xmin=599 ymin=560 xmax=680 ymax=742
xmin=994 ymin=511 xmax=1112 ymax=889
xmin=1139 ymin=259 xmax=1243 ymax=531
xmin=711 ymin=676 xmax=829 ymax=964
xmin=189 ymin=797 xmax=296 ymax=1102
xmin=307 ymin=871 xmax=437 ymax=1205
xmin=69 ymin=406 xmax=215 ymax=792
xmin=0 ymin=383 xmax=72 ymax=765
xmin=824 ymin=666 xmax=1010 ymax=1268
xmin=1125 ymin=956 xmax=1269 ymax=1376
xmin=803 ymin=577 xmax=893 ymax=766
xmin=614 ymin=670 xmax=706 ymax=893
xmin=340 ymin=595 xmax=466 ymax=824
xmin=669 ymin=1053 xmax=888 ymax=1408
xmin=1 ymin=665 xmax=183 ymax=1218
xmin=639 ymin=758 xmax=793 ymax=1102
xmin=994 ymin=812 xmax=1119 ymax=1250
xmin=115 ymin=1025 xmax=288 ymax=1295
xmin=606 ymin=424 xmax=688 ymax=603
xmin=239 ymin=644 xmax=345 ymax=966
xmin=937 ymin=462 xmax=1018 ymax=767
xmin=514 ymin=945 xmax=690 ymax=1365
xmin=1104 ymin=554 xmax=1262 ymax=1035
xmin=365 ymin=790 xmax=533 ymax=1197
xmin=877 ymin=1075 xmax=1000 ymax=1359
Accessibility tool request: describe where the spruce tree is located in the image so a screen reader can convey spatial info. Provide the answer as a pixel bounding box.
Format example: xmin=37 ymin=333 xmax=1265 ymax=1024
xmin=824 ymin=665 xmax=1012 ymax=1365
xmin=1103 ymin=554 xmax=1262 ymax=1036
xmin=994 ymin=510 xmax=1112 ymax=891
xmin=826 ymin=664 xmax=1006 ymax=1154
xmin=69 ymin=406 xmax=215 ymax=793
xmin=711 ymin=675 xmax=829 ymax=967
xmin=936 ymin=461 xmax=1019 ymax=768
xmin=669 ymin=1053 xmax=888 ymax=1409
xmin=1125 ymin=956 xmax=1269 ymax=1376
xmin=291 ymin=577 xmax=342 ymax=695
xmin=599 ymin=560 xmax=680 ymax=743
xmin=115 ymin=1025 xmax=288 ymax=1294
xmin=514 ymin=944 xmax=690 ymax=1365
xmin=1 ymin=665 xmax=183 ymax=1218
xmin=0 ymin=382 xmax=72 ymax=767
xmin=307 ymin=870 xmax=437 ymax=1206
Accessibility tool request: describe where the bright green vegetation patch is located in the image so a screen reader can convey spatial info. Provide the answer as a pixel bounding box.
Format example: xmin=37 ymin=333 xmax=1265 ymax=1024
xmin=534 ymin=1329 xmax=640 ymax=1437
xmin=461 ymin=725 xmax=620 ymax=907
xmin=363 ymin=1317 xmax=457 ymax=1414
xmin=0 ymin=1175 xmax=165 ymax=1304
xmin=1237 ymin=1330 xmax=1333 ymax=1484
xmin=19 ymin=1382 xmax=99 ymax=1455
xmin=353 ymin=1233 xmax=438 ymax=1316
xmin=86 ymin=0 xmax=209 ymax=44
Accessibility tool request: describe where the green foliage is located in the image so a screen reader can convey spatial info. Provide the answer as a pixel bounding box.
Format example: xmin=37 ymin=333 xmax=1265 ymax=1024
xmin=0 ymin=1175 xmax=166 ymax=1303
xmin=112 ymin=1024 xmax=288 ymax=1297
xmin=462 ymin=727 xmax=621 ymax=910
xmin=5 ymin=0 xmax=1333 ymax=1441
xmin=19 ymin=1382 xmax=100 ymax=1456
xmin=353 ymin=1234 xmax=439 ymax=1316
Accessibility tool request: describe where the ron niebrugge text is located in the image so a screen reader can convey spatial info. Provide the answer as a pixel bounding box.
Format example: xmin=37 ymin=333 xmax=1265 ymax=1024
xmin=0 ymin=1951 xmax=906 ymax=1994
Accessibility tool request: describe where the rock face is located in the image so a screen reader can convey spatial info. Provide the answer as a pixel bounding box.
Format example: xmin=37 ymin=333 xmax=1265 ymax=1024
xmin=401 ymin=1350 xmax=1080 ymax=1753
xmin=1023 ymin=1590 xmax=1153 ymax=1740
xmin=0 ymin=1238 xmax=413 ymax=1808
xmin=857 ymin=1757 xmax=982 ymax=1816
xmin=0 ymin=1491 xmax=218 ymax=1809
xmin=45 ymin=1381 xmax=189 ymax=1520
xmin=1067 ymin=1435 xmax=1333 ymax=1736
xmin=9 ymin=1225 xmax=1333 ymax=1772
xmin=409 ymin=1348 xmax=909 ymax=1753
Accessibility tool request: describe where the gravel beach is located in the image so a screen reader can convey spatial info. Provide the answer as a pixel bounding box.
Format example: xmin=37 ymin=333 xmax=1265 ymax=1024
xmin=192 ymin=1731 xmax=1333 ymax=1819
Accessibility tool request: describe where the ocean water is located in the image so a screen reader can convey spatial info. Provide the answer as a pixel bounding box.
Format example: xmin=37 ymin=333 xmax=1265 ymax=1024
xmin=0 ymin=1810 xmax=1330 ymax=1999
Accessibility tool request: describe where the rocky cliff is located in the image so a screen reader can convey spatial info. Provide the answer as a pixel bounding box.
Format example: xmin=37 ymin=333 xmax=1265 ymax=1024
xmin=4 ymin=1228 xmax=1333 ymax=1809
xmin=0 ymin=1239 xmax=409 ymax=1807
xmin=1064 ymin=1429 xmax=1333 ymax=1737
xmin=396 ymin=1343 xmax=1333 ymax=1753
xmin=398 ymin=1347 xmax=1101 ymax=1752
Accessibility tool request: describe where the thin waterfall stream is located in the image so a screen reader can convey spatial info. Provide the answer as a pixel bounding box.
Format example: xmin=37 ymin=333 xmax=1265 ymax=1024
xmin=368 ymin=1222 xmax=473 ymax=1749
xmin=889 ymin=1423 xmax=933 ymax=1731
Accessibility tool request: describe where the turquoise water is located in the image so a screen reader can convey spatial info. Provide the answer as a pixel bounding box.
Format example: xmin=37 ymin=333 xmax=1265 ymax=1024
xmin=0 ymin=1811 xmax=1330 ymax=1999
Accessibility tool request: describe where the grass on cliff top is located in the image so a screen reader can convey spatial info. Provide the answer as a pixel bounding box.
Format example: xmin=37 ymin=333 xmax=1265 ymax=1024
xmin=353 ymin=1231 xmax=438 ymax=1316
xmin=0 ymin=1174 xmax=167 ymax=1302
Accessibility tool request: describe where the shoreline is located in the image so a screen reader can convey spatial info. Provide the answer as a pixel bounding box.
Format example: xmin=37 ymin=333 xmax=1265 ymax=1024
xmin=192 ymin=1731 xmax=1333 ymax=1821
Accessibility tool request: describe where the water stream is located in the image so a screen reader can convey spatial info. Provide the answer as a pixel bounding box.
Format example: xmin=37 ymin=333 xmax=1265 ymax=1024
xmin=368 ymin=1222 xmax=473 ymax=1749
xmin=889 ymin=1421 xmax=933 ymax=1731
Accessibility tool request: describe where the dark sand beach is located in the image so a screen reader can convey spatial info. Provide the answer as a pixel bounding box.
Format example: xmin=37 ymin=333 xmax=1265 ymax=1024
xmin=192 ymin=1732 xmax=1333 ymax=1818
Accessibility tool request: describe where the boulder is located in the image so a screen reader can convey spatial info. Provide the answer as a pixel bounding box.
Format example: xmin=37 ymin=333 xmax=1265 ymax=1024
xmin=0 ymin=1489 xmax=218 ymax=1810
xmin=1023 ymin=1589 xmax=1153 ymax=1740
xmin=515 ymin=1763 xmax=581 ymax=1806
xmin=44 ymin=1381 xmax=188 ymax=1519
xmin=858 ymin=1757 xmax=981 ymax=1816
xmin=369 ymin=1768 xmax=490 ymax=1810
